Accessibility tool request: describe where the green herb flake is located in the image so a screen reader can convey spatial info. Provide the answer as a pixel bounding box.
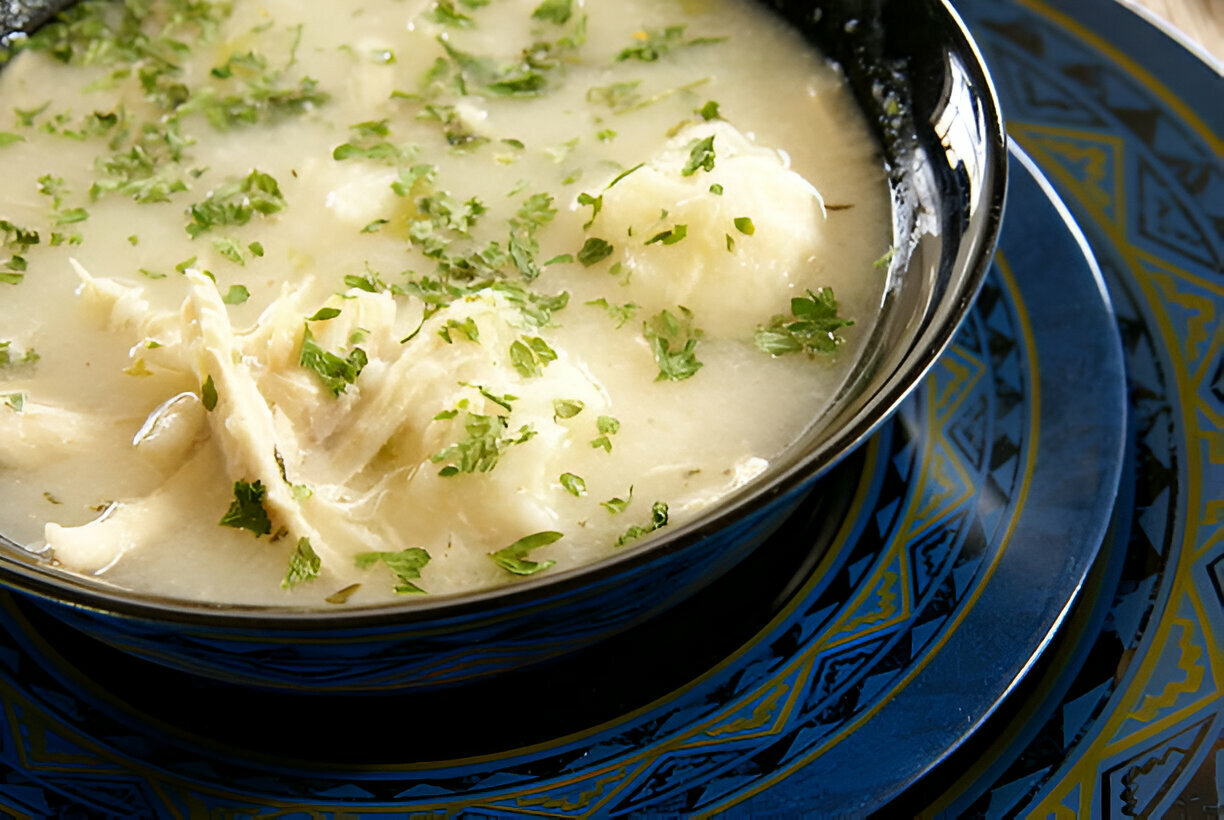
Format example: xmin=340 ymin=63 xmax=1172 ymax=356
xmin=355 ymin=547 xmax=431 ymax=594
xmin=531 ymin=0 xmax=573 ymax=24
xmin=326 ymin=583 xmax=361 ymax=604
xmin=248 ymin=241 xmax=265 ymax=257
xmin=308 ymin=307 xmax=341 ymax=321
xmin=754 ymin=287 xmax=854 ymax=357
xmin=644 ymin=308 xmax=704 ymax=381
xmin=734 ymin=216 xmax=756 ymax=235
xmin=577 ymin=191 xmax=602 ymax=228
xmin=552 ymin=398 xmax=584 ymax=421
xmin=616 ymin=501 xmax=669 ymax=547
xmin=681 ymin=135 xmax=716 ymax=176
xmin=645 ymin=224 xmax=687 ymax=246
xmin=709 ymin=183 xmax=724 ymax=195
xmin=559 ymin=472 xmax=586 ymax=496
xmin=577 ymin=237 xmax=614 ymax=267
xmin=2 ymin=393 xmax=25 ymax=413
xmin=431 ymin=412 xmax=536 ymax=476
xmin=223 ymin=285 xmax=250 ymax=305
xmin=282 ymin=537 xmax=321 ymax=588
xmin=299 ymin=326 xmax=368 ymax=396
xmin=201 ymin=375 xmax=218 ymax=411
xmin=219 ymin=479 xmax=272 ymax=536
xmin=0 ymin=132 xmax=25 ymax=147
xmin=212 ymin=237 xmax=245 ymax=264
xmin=186 ymin=170 xmax=286 ymax=238
xmin=489 ymin=530 xmax=561 ymax=576
xmin=616 ymin=25 xmax=726 ymax=63
xmin=585 ymin=297 xmax=638 ymax=328
xmin=601 ymin=486 xmax=632 ymax=514
xmin=699 ymin=100 xmax=721 ymax=120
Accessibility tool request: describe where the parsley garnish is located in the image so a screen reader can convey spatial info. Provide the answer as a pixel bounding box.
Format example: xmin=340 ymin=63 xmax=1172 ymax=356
xmin=601 ymin=486 xmax=632 ymax=513
xmin=355 ymin=547 xmax=431 ymax=594
xmin=699 ymin=100 xmax=721 ymax=120
xmin=590 ymin=414 xmax=620 ymax=452
xmin=553 ymin=398 xmax=584 ymax=420
xmin=616 ymin=501 xmax=669 ymax=546
xmin=531 ymin=0 xmax=573 ymax=24
xmin=490 ymin=530 xmax=562 ymax=576
xmin=681 ymin=136 xmax=716 ymax=176
xmin=219 ymin=480 xmax=272 ymax=537
xmin=223 ymin=285 xmax=250 ymax=304
xmin=643 ymin=308 xmax=704 ymax=381
xmin=645 ymin=225 xmax=687 ymax=246
xmin=615 ymin=26 xmax=726 ymax=62
xmin=1 ymin=219 xmax=39 ymax=284
xmin=560 ymin=472 xmax=586 ymax=496
xmin=431 ymin=412 xmax=536 ymax=476
xmin=510 ymin=336 xmax=557 ymax=378
xmin=734 ymin=216 xmax=755 ymax=235
xmin=578 ymin=237 xmax=614 ymax=266
xmin=186 ymin=170 xmax=286 ymax=238
xmin=282 ymin=538 xmax=321 ymax=588
xmin=754 ymin=288 xmax=854 ymax=356
xmin=585 ymin=298 xmax=638 ymax=328
xmin=201 ymin=375 xmax=218 ymax=411
xmin=299 ymin=326 xmax=368 ymax=396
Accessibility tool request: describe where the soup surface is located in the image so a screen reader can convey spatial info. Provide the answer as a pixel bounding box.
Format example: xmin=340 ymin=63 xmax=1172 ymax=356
xmin=0 ymin=0 xmax=890 ymax=605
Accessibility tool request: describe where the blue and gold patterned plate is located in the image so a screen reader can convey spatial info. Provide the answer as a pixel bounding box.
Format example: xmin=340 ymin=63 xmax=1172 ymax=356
xmin=0 ymin=132 xmax=1129 ymax=814
xmin=896 ymin=1 xmax=1224 ymax=816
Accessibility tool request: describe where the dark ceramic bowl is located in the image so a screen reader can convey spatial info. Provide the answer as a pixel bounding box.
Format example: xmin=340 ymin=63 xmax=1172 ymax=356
xmin=0 ymin=0 xmax=1006 ymax=691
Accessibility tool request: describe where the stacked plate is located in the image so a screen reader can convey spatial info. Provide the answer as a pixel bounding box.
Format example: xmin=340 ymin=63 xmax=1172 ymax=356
xmin=0 ymin=0 xmax=1218 ymax=815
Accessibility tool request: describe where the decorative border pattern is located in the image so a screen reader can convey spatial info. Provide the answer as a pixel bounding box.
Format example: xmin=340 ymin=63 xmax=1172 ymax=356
xmin=938 ymin=0 xmax=1224 ymax=815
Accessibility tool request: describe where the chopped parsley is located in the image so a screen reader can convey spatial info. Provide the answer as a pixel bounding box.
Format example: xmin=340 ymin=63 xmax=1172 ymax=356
xmin=219 ymin=479 xmax=273 ymax=537
xmin=510 ymin=336 xmax=557 ymax=378
xmin=645 ymin=225 xmax=687 ymax=246
xmin=355 ymin=547 xmax=431 ymax=594
xmin=577 ymin=191 xmax=602 ymax=228
xmin=431 ymin=412 xmax=536 ymax=476
xmin=552 ymin=398 xmax=584 ymax=421
xmin=601 ymin=486 xmax=632 ymax=513
xmin=577 ymin=237 xmax=614 ymax=266
xmin=615 ymin=26 xmax=726 ymax=62
xmin=643 ymin=308 xmax=704 ymax=381
xmin=186 ymin=170 xmax=286 ymax=238
xmin=734 ymin=216 xmax=756 ymax=235
xmin=754 ymin=288 xmax=854 ymax=356
xmin=585 ymin=298 xmax=638 ymax=328
xmin=590 ymin=414 xmax=620 ymax=452
xmin=223 ymin=285 xmax=250 ymax=304
xmin=616 ymin=501 xmax=669 ymax=547
xmin=299 ymin=326 xmax=368 ymax=396
xmin=681 ymin=135 xmax=716 ymax=176
xmin=489 ymin=530 xmax=562 ymax=576
xmin=532 ymin=0 xmax=573 ymax=24
xmin=1 ymin=219 xmax=39 ymax=285
xmin=201 ymin=375 xmax=218 ymax=411
xmin=282 ymin=538 xmax=321 ymax=588
xmin=559 ymin=472 xmax=586 ymax=496
xmin=699 ymin=100 xmax=721 ymax=120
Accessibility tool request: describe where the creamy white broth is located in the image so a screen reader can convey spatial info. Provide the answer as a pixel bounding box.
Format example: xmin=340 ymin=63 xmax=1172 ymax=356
xmin=0 ymin=0 xmax=890 ymax=605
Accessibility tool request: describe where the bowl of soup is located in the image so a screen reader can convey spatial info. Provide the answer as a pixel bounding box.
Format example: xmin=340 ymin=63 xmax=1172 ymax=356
xmin=0 ymin=0 xmax=1005 ymax=690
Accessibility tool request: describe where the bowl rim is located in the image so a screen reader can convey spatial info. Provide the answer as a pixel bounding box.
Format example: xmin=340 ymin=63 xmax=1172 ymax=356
xmin=0 ymin=0 xmax=1008 ymax=628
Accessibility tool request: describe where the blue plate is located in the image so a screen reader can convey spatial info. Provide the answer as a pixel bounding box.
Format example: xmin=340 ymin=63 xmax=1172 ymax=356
xmin=906 ymin=1 xmax=1224 ymax=816
xmin=0 ymin=137 xmax=1127 ymax=816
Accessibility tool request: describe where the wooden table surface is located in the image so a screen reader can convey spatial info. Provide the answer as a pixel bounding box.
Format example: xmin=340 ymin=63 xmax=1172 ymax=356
xmin=1127 ymin=0 xmax=1224 ymax=62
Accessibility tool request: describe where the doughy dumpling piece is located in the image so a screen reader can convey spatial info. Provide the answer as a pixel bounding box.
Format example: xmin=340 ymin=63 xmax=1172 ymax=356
xmin=596 ymin=122 xmax=826 ymax=337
